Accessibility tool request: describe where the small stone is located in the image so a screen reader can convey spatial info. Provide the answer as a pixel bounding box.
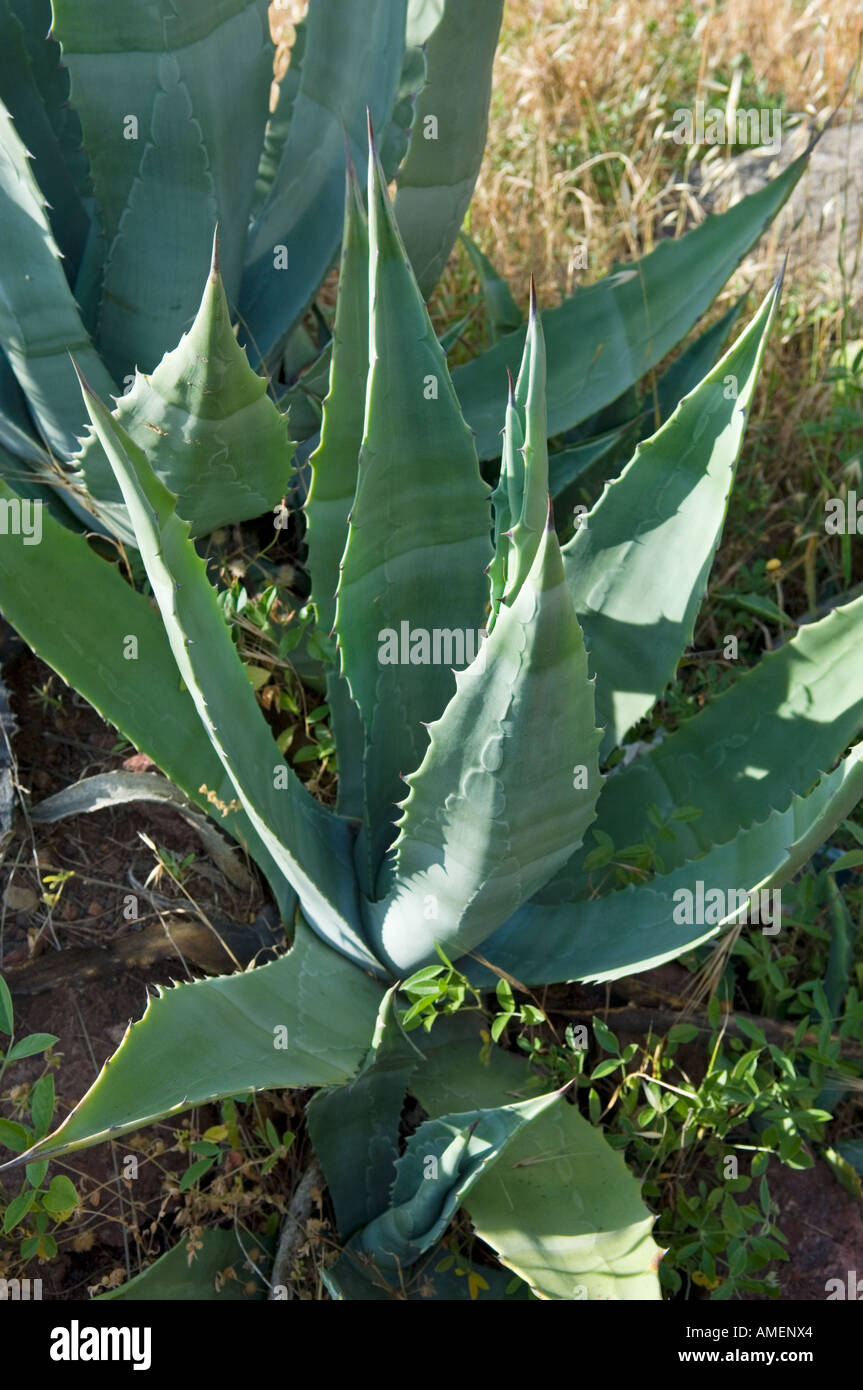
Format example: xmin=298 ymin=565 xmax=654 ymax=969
xmin=123 ymin=753 xmax=155 ymax=773
xmin=4 ymin=883 xmax=38 ymax=913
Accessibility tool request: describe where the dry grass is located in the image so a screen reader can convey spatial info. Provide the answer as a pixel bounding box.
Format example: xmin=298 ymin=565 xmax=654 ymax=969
xmin=266 ymin=0 xmax=862 ymax=299
xmin=465 ymin=0 xmax=861 ymax=299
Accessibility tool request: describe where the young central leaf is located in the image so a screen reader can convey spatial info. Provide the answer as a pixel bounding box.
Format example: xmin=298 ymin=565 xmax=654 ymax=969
xmin=75 ymin=236 xmax=295 ymax=541
xmin=334 ymin=126 xmax=492 ymax=890
xmin=368 ymin=518 xmax=602 ymax=977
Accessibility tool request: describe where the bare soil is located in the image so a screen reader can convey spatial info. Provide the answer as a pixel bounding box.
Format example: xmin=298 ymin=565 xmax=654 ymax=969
xmin=0 ymin=636 xmax=276 ymax=1298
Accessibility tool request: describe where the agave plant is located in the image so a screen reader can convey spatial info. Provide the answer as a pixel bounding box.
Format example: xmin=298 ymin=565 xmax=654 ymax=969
xmin=1 ymin=124 xmax=862 ymax=1301
xmin=0 ymin=0 xmax=815 ymax=551
xmin=0 ymin=0 xmax=502 ymax=536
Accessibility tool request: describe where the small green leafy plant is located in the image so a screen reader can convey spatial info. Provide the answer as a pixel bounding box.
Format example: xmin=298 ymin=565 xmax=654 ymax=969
xmin=0 ymin=975 xmax=78 ymax=1266
xmin=506 ymin=840 xmax=863 ymax=1301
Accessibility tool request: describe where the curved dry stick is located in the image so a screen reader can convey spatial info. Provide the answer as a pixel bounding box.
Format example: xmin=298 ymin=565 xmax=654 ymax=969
xmin=269 ymin=1158 xmax=324 ymax=1300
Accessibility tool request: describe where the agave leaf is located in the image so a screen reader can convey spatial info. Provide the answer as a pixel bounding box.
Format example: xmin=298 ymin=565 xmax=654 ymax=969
xmin=376 ymin=40 xmax=426 ymax=184
xmin=31 ymin=771 xmax=256 ymax=892
xmin=574 ymin=296 xmax=744 ymax=449
xmin=3 ymin=920 xmax=384 ymax=1166
xmin=73 ymin=218 xmax=107 ymax=341
xmin=453 ymin=154 xmax=809 ymax=460
xmin=305 ymin=165 xmax=368 ymax=641
xmin=367 ymin=522 xmax=601 ymax=977
xmin=486 ymin=375 xmax=522 ymax=632
xmin=0 ymin=444 xmax=80 ymax=528
xmin=650 ymin=293 xmax=746 ymax=429
xmin=323 ymin=1240 xmax=527 ymax=1300
xmin=279 ymin=339 xmax=334 ymax=442
xmin=0 ymin=97 xmax=116 ymax=456
xmin=279 ymin=168 xmax=369 ymax=817
xmin=307 ymin=988 xmax=420 ymax=1241
xmin=76 ymin=239 xmax=295 ymax=541
xmin=76 ymin=378 xmax=378 ymax=973
xmin=95 ymin=56 xmax=219 ymax=382
xmin=52 ymin=0 xmax=272 ymax=372
xmin=562 ymin=278 xmax=781 ymax=758
xmin=0 ymin=478 xmax=297 ymax=920
xmin=548 ymin=426 xmax=635 ymax=513
xmin=504 ymin=284 xmax=549 ymax=603
xmin=0 ymin=351 xmax=48 ymax=466
xmin=394 ymin=0 xmax=504 ymax=295
xmin=255 ymin=19 xmax=421 ymax=244
xmin=406 ymin=0 xmax=445 ymax=45
xmin=546 ymin=591 xmax=863 ymax=905
xmin=250 ymin=9 xmax=306 ymax=216
xmin=468 ymin=742 xmax=863 ymax=986
xmin=99 ymin=1228 xmax=274 ymax=1301
xmin=6 ymin=0 xmax=90 ymax=199
xmin=412 ymin=1016 xmax=662 ymax=1300
xmin=0 ymin=0 xmax=90 ymax=273
xmin=323 ymin=677 xmax=365 ymax=824
xmin=548 ymin=298 xmax=746 ymax=514
xmin=488 ymin=299 xmax=546 ymax=629
xmin=334 ymin=129 xmax=491 ymax=892
xmin=240 ymin=0 xmax=408 ymax=366
xmin=353 ymin=1087 xmax=560 ymax=1271
xmin=460 ymin=232 xmax=523 ymax=344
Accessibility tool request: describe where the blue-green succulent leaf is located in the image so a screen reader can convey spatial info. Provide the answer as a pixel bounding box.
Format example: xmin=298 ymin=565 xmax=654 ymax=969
xmin=76 ymin=373 xmax=379 ymax=974
xmin=333 ymin=128 xmax=491 ymax=892
xmin=240 ymin=0 xmax=407 ymax=365
xmin=469 ymin=743 xmax=863 ymax=986
xmin=562 ymin=278 xmax=781 ymax=757
xmin=411 ymin=1015 xmax=662 ymax=1299
xmin=453 ymin=156 xmax=809 ymax=459
xmin=368 ymin=522 xmax=601 ymax=976
xmin=306 ymin=987 xmax=421 ymax=1240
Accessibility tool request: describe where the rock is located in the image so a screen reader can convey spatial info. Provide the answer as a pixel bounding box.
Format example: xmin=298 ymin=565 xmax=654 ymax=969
xmin=4 ymin=882 xmax=38 ymax=913
xmin=691 ymin=107 xmax=863 ymax=304
xmin=122 ymin=752 xmax=155 ymax=773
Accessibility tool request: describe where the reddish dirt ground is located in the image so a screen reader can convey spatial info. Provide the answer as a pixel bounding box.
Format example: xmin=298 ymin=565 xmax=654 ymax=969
xmin=1 ymin=636 xmax=275 ymax=1297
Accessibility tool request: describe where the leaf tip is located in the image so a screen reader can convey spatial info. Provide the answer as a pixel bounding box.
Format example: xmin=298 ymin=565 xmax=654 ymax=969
xmin=342 ymin=121 xmax=362 ymax=199
xmin=69 ymin=355 xmax=100 ymax=409
xmin=210 ymin=226 xmax=221 ymax=282
xmin=773 ymin=252 xmax=788 ymax=296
